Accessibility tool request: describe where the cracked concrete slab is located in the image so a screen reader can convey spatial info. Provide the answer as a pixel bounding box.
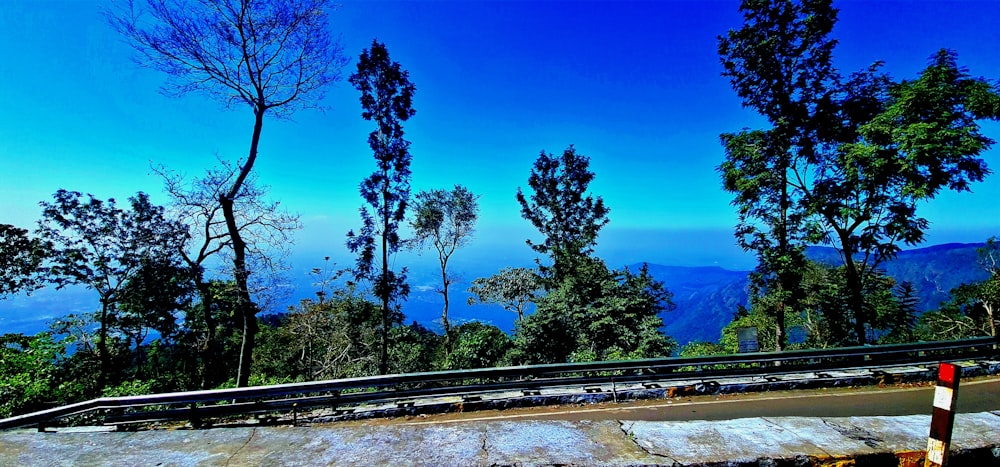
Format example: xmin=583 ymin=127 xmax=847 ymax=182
xmin=808 ymin=413 xmax=1000 ymax=454
xmin=950 ymin=412 xmax=1000 ymax=451
xmin=289 ymin=424 xmax=488 ymax=466
xmin=1 ymin=412 xmax=998 ymax=466
xmin=0 ymin=430 xmax=249 ymax=466
xmin=480 ymin=420 xmax=665 ymax=466
xmin=627 ymin=418 xmax=837 ymax=464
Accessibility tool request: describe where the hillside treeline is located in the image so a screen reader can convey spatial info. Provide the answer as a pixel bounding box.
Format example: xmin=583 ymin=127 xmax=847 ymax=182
xmin=2 ymin=0 xmax=999 ymax=419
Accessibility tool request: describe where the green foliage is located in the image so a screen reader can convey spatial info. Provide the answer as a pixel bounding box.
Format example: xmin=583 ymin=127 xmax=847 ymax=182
xmin=855 ymin=50 xmax=999 ymax=200
xmin=253 ymin=288 xmax=382 ymax=381
xmin=510 ymin=304 xmax=577 ymax=365
xmin=516 ymin=146 xmax=609 ymax=284
xmin=387 ymin=322 xmax=442 ymax=375
xmin=446 ymin=322 xmax=513 ymax=370
xmin=180 ymin=280 xmax=244 ymax=388
xmin=347 ymin=40 xmax=416 ymax=375
xmin=0 ymin=224 xmax=50 ymax=298
xmin=215 ymin=374 xmax=298 ymax=390
xmin=808 ymin=51 xmax=998 ymax=344
xmin=0 ymin=333 xmax=64 ymax=418
xmin=251 ymin=314 xmax=303 ymax=383
xmin=38 ymin=191 xmax=189 ymax=290
xmin=117 ymin=258 xmax=196 ymax=353
xmin=875 ymin=282 xmax=918 ymax=344
xmin=38 ymin=190 xmax=190 ymax=389
xmin=719 ymin=0 xmax=839 ymax=131
xmin=510 ymin=146 xmax=674 ymax=363
xmin=512 ymin=259 xmax=675 ymax=364
xmin=46 ymin=315 xmax=103 ymax=399
xmin=101 ymin=379 xmax=155 ymax=398
xmin=922 ymin=272 xmax=996 ymax=340
xmin=972 ymin=238 xmax=1000 ymax=337
xmin=583 ymin=263 xmax=677 ymax=359
xmin=701 ymin=260 xmax=921 ymax=351
xmin=678 ymin=341 xmax=728 ymax=358
xmin=774 ymin=262 xmax=920 ymax=347
xmin=917 ymin=308 xmax=990 ymax=342
xmin=467 ymin=267 xmax=542 ymax=322
xmin=410 ymin=186 xmax=479 ymax=253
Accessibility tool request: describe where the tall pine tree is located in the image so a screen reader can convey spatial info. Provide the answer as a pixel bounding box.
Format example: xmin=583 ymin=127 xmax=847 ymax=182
xmin=347 ymin=40 xmax=416 ymax=375
xmin=516 ymin=146 xmax=609 ymax=286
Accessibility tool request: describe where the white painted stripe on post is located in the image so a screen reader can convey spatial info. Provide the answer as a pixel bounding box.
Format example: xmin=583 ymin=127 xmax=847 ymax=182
xmin=926 ymin=437 xmax=946 ymax=465
xmin=932 ymin=386 xmax=954 ymax=411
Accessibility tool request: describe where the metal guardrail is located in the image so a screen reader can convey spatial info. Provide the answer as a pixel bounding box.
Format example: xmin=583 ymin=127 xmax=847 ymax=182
xmin=1 ymin=336 xmax=996 ymax=430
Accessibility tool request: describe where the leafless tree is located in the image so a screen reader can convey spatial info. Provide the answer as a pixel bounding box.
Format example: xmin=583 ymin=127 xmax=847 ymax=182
xmin=110 ymin=0 xmax=348 ymax=386
xmin=154 ymin=160 xmax=300 ymax=387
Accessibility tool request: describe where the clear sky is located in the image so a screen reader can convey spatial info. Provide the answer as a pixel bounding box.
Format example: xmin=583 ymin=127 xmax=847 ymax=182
xmin=2 ymin=0 xmax=1000 ymax=276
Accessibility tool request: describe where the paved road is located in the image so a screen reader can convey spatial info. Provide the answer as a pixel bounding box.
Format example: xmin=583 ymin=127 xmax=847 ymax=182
xmin=391 ymin=376 xmax=1000 ymax=426
xmin=2 ymin=378 xmax=997 ymax=466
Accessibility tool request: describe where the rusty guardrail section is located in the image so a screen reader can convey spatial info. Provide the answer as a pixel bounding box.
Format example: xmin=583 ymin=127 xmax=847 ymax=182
xmin=1 ymin=336 xmax=996 ymax=430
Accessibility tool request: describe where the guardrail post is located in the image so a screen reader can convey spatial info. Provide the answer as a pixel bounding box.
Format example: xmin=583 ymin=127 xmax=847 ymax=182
xmin=189 ymin=403 xmax=201 ymax=429
xmin=925 ymin=362 xmax=960 ymax=467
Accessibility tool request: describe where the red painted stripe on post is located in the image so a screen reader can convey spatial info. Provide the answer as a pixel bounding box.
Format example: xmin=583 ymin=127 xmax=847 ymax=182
xmin=937 ymin=363 xmax=958 ymax=388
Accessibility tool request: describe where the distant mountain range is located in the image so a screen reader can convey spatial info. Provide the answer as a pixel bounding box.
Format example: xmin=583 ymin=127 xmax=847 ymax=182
xmin=648 ymin=242 xmax=989 ymax=345
xmin=0 ymin=243 xmax=989 ymax=347
xmin=806 ymin=243 xmax=990 ymax=315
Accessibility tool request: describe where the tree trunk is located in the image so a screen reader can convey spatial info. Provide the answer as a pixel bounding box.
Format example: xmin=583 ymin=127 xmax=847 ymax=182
xmin=194 ymin=279 xmax=218 ymax=388
xmin=839 ymin=241 xmax=867 ymax=346
xmin=440 ymin=251 xmax=451 ymax=354
xmin=227 ymin=107 xmax=265 ymax=388
xmin=774 ymin=299 xmax=786 ymax=352
xmin=224 ymin=195 xmax=258 ymax=388
xmin=986 ymin=302 xmax=996 ymax=339
xmin=774 ymin=157 xmax=789 ymax=352
xmin=98 ymin=298 xmax=110 ymax=391
xmin=379 ymin=187 xmax=390 ymax=375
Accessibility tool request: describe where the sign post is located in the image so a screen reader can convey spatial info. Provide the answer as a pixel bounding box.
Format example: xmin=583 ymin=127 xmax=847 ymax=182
xmin=925 ymin=362 xmax=960 ymax=467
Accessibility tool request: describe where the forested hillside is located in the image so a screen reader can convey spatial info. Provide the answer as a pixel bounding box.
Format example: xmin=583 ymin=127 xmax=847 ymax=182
xmin=653 ymin=243 xmax=990 ymax=345
xmin=807 ymin=243 xmax=990 ymax=313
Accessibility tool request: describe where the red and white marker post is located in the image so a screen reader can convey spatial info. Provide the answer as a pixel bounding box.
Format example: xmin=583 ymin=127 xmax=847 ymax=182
xmin=925 ymin=362 xmax=960 ymax=467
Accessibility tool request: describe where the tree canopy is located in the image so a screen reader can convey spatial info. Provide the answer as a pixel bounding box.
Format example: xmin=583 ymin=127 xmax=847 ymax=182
xmin=347 ymin=40 xmax=417 ymax=375
xmin=516 ymin=146 xmax=609 ymax=284
xmin=0 ymin=224 xmax=49 ymax=298
xmin=38 ymin=190 xmax=189 ymax=390
xmin=411 ymin=185 xmax=479 ymax=345
xmin=467 ymin=267 xmax=542 ymax=323
xmin=719 ymin=0 xmax=1000 ymax=345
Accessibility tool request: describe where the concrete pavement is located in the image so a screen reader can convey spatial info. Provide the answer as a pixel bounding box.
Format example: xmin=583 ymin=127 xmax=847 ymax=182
xmin=2 ymin=411 xmax=998 ymax=466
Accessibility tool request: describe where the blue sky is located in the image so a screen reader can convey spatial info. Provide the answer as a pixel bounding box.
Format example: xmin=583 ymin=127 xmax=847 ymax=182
xmin=2 ymin=0 xmax=1000 ymax=278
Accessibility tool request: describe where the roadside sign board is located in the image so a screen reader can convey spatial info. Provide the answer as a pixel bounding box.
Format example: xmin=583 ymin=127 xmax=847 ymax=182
xmin=737 ymin=327 xmax=759 ymax=353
